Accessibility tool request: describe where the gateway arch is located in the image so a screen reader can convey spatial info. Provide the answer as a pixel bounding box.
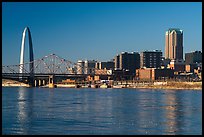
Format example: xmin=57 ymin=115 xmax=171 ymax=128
xmin=19 ymin=27 xmax=34 ymax=84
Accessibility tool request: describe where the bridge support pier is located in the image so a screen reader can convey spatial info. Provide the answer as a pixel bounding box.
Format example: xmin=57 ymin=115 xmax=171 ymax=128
xmin=39 ymin=80 xmax=41 ymax=86
xmin=27 ymin=77 xmax=34 ymax=87
xmin=43 ymin=80 xmax=45 ymax=86
xmin=35 ymin=80 xmax=38 ymax=87
xmin=33 ymin=79 xmax=47 ymax=87
xmin=49 ymin=75 xmax=56 ymax=88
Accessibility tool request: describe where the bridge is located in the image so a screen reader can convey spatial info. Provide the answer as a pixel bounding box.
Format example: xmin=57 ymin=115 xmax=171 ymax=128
xmin=2 ymin=27 xmax=112 ymax=88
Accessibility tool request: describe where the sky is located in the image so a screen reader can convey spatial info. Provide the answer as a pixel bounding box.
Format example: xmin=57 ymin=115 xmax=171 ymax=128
xmin=2 ymin=2 xmax=202 ymax=65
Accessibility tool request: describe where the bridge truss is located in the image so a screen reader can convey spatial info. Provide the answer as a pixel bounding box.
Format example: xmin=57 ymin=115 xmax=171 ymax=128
xmin=2 ymin=53 xmax=108 ymax=75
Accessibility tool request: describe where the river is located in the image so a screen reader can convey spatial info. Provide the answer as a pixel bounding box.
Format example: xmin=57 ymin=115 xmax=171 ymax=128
xmin=2 ymin=87 xmax=202 ymax=135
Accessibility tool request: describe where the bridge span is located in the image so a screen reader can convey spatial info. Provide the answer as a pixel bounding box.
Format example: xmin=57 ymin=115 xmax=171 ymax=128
xmin=2 ymin=53 xmax=113 ymax=88
xmin=2 ymin=27 xmax=113 ymax=88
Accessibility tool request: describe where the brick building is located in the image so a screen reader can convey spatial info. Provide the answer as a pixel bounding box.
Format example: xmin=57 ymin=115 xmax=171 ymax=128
xmin=136 ymin=68 xmax=174 ymax=81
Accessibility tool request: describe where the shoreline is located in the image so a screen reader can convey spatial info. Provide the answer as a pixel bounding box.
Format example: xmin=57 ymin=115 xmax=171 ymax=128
xmin=2 ymin=83 xmax=30 ymax=87
xmin=2 ymin=79 xmax=202 ymax=90
xmin=129 ymin=86 xmax=202 ymax=90
xmin=2 ymin=83 xmax=202 ymax=90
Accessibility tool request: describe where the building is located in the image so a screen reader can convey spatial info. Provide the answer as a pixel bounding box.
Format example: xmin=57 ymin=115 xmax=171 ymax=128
xmin=95 ymin=69 xmax=112 ymax=75
xmin=114 ymin=52 xmax=140 ymax=75
xmin=95 ymin=61 xmax=114 ymax=70
xmin=169 ymin=59 xmax=185 ymax=73
xmin=77 ymin=60 xmax=85 ymax=74
xmin=136 ymin=68 xmax=174 ymax=81
xmin=136 ymin=68 xmax=153 ymax=80
xmin=185 ymin=64 xmax=198 ymax=73
xmin=161 ymin=57 xmax=171 ymax=68
xmin=165 ymin=28 xmax=183 ymax=60
xmin=185 ymin=51 xmax=202 ymax=64
xmin=194 ymin=63 xmax=202 ymax=80
xmin=114 ymin=54 xmax=120 ymax=69
xmin=112 ymin=69 xmax=132 ymax=81
xmin=61 ymin=79 xmax=76 ymax=84
xmin=140 ymin=50 xmax=162 ymax=68
xmin=94 ymin=69 xmax=113 ymax=80
xmin=84 ymin=60 xmax=97 ymax=74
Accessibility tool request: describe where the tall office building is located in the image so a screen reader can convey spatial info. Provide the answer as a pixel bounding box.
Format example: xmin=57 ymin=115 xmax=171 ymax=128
xmin=165 ymin=28 xmax=183 ymax=60
xmin=140 ymin=50 xmax=162 ymax=68
xmin=114 ymin=52 xmax=140 ymax=75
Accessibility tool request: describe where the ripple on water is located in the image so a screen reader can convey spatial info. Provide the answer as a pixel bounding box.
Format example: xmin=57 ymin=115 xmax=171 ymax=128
xmin=2 ymin=87 xmax=202 ymax=135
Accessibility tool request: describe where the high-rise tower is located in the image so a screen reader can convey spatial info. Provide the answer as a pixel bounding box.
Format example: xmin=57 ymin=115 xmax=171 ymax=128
xmin=165 ymin=28 xmax=183 ymax=60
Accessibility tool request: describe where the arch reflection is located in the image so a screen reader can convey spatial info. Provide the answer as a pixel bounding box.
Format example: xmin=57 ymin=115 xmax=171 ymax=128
xmin=17 ymin=87 xmax=33 ymax=134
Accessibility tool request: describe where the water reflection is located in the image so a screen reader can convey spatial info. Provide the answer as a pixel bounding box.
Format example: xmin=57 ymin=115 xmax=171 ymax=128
xmin=17 ymin=87 xmax=33 ymax=134
xmin=135 ymin=90 xmax=162 ymax=134
xmin=161 ymin=90 xmax=200 ymax=135
xmin=65 ymin=89 xmax=114 ymax=132
xmin=3 ymin=88 xmax=202 ymax=135
xmin=162 ymin=91 xmax=178 ymax=134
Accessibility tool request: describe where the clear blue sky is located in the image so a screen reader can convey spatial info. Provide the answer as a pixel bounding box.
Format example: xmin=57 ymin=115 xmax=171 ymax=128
xmin=2 ymin=2 xmax=202 ymax=65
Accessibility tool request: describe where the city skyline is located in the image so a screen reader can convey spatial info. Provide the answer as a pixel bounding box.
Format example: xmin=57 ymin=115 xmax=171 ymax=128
xmin=2 ymin=2 xmax=202 ymax=65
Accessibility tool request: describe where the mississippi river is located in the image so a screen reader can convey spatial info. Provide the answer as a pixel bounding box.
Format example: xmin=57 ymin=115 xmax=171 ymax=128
xmin=2 ymin=87 xmax=202 ymax=135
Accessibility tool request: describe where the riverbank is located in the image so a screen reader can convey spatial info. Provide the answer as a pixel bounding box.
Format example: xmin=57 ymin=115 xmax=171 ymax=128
xmin=153 ymin=81 xmax=202 ymax=90
xmin=2 ymin=79 xmax=29 ymax=87
xmin=2 ymin=79 xmax=202 ymax=90
xmin=2 ymin=83 xmax=30 ymax=87
xmin=127 ymin=81 xmax=202 ymax=90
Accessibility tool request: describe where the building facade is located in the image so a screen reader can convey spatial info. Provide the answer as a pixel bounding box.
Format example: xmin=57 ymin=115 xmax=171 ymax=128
xmin=84 ymin=60 xmax=97 ymax=74
xmin=185 ymin=64 xmax=198 ymax=73
xmin=165 ymin=28 xmax=183 ymax=60
xmin=140 ymin=50 xmax=162 ymax=68
xmin=77 ymin=60 xmax=85 ymax=74
xmin=161 ymin=57 xmax=171 ymax=68
xmin=114 ymin=54 xmax=120 ymax=69
xmin=136 ymin=68 xmax=174 ymax=81
xmin=185 ymin=51 xmax=202 ymax=64
xmin=169 ymin=59 xmax=185 ymax=73
xmin=95 ymin=61 xmax=114 ymax=70
xmin=114 ymin=52 xmax=140 ymax=75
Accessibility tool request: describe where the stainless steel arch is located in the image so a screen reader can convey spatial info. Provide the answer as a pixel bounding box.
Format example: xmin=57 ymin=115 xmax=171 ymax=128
xmin=19 ymin=27 xmax=34 ymax=82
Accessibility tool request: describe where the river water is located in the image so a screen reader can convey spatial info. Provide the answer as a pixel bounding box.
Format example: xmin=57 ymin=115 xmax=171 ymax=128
xmin=2 ymin=87 xmax=202 ymax=135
